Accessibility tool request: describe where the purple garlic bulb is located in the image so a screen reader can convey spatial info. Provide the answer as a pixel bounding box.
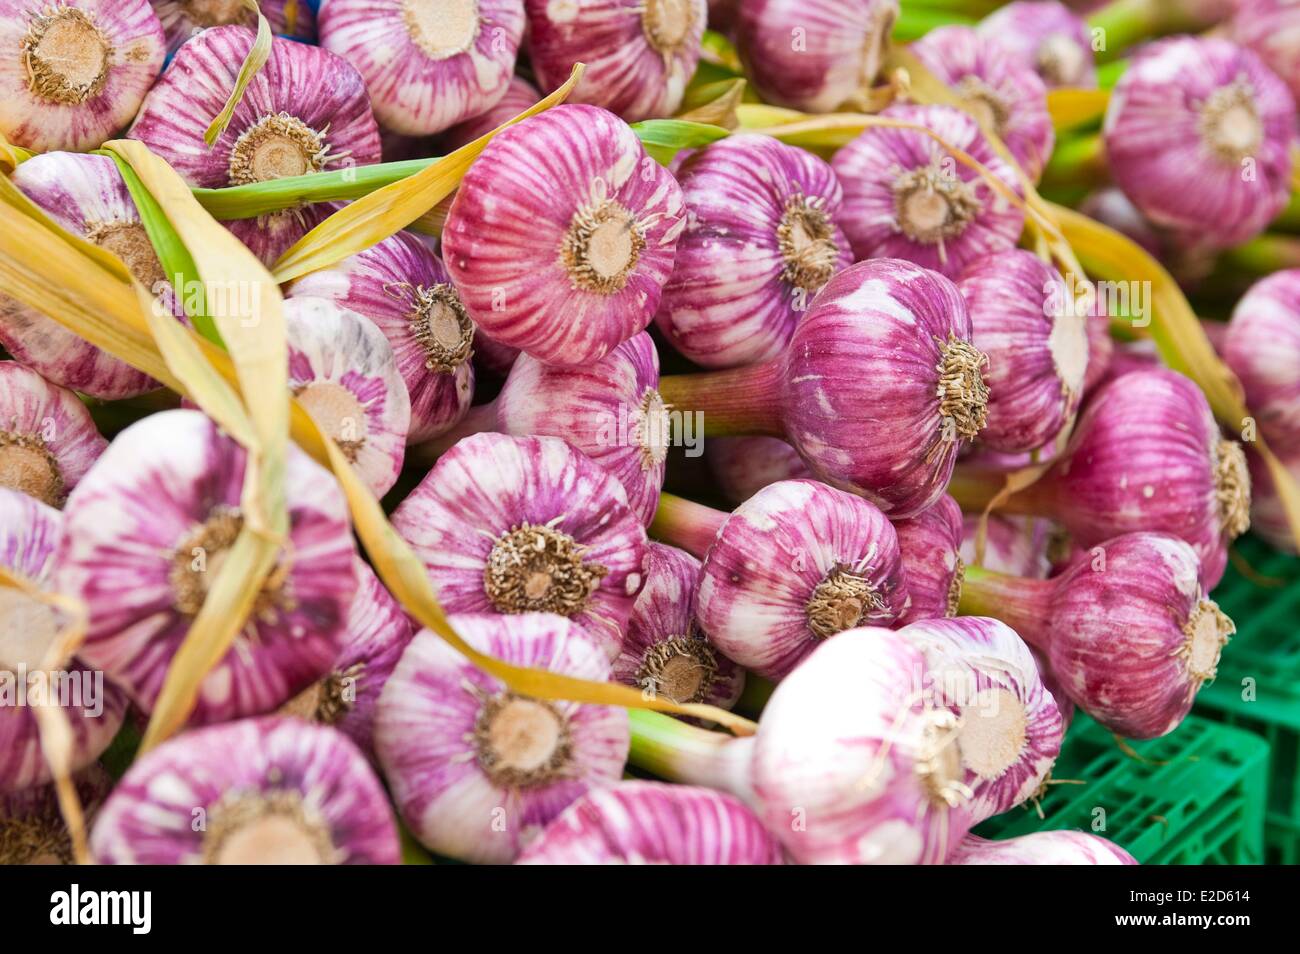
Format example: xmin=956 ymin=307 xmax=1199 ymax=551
xmin=440 ymin=75 xmax=542 ymax=152
xmin=1247 ymin=447 xmax=1300 ymax=553
xmin=655 ymin=134 xmax=853 ymax=368
xmin=443 ymin=104 xmax=685 ymax=368
xmin=57 ymin=410 xmax=358 ymax=726
xmin=706 ymin=436 xmax=810 ymax=505
xmin=977 ymin=1 xmax=1097 ymax=89
xmin=960 ymin=514 xmax=1053 ymax=579
xmin=1 ymin=765 xmax=112 ymax=863
xmin=951 ymin=831 xmax=1136 ymax=864
xmin=893 ymin=494 xmax=965 ymax=625
xmin=391 ymin=433 xmax=649 ymax=659
xmin=517 ymin=781 xmax=784 ymax=864
xmin=1223 ymin=269 xmax=1300 ymax=450
xmin=1232 ymin=0 xmax=1300 ymax=103
xmin=831 ymin=104 xmax=1025 ymax=279
xmin=151 ymin=0 xmax=317 ymax=54
xmin=376 ymin=612 xmax=629 ymax=864
xmin=525 ymin=0 xmax=706 ymax=121
xmin=92 ymin=716 xmax=400 ymax=863
xmin=1103 ymin=36 xmax=1295 ymax=250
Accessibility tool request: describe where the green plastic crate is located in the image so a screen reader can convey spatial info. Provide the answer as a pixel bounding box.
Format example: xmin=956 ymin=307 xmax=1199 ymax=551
xmin=1197 ymin=535 xmax=1300 ymax=863
xmin=974 ymin=714 xmax=1269 ymax=864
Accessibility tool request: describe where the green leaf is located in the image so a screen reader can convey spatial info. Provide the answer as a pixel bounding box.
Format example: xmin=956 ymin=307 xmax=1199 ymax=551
xmin=192 ymin=158 xmax=437 ymax=220
xmin=631 ymin=119 xmax=730 ymax=165
xmin=204 ymin=2 xmax=273 ymax=146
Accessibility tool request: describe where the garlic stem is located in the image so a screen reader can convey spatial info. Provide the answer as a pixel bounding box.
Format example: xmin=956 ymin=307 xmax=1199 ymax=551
xmin=1086 ymin=0 xmax=1219 ymax=63
xmin=956 ymin=565 xmax=1054 ymax=652
xmin=657 ymin=361 xmax=785 ymax=437
xmin=627 ymin=709 xmax=755 ymax=802
xmin=1040 ymin=133 xmax=1108 ymax=191
xmin=648 ymin=492 xmax=727 ymax=559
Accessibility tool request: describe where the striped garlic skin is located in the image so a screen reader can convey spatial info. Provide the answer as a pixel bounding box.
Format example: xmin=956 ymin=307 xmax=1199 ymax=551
xmin=897 ymin=616 xmax=1063 ymax=822
xmin=910 ymin=26 xmax=1056 ymax=182
xmin=752 ymin=628 xmax=972 ymax=865
xmin=2 ymin=153 xmax=164 ymax=399
xmin=391 ymin=433 xmax=649 ymax=658
xmin=496 ymin=332 xmax=665 ymax=526
xmin=734 ymin=0 xmax=897 ymax=112
xmin=128 ymin=26 xmax=381 ymax=265
xmin=0 ymin=0 xmax=165 ymax=151
xmin=893 ymin=494 xmax=964 ymax=625
xmin=1103 ymin=37 xmax=1295 ymax=250
xmin=951 ymin=831 xmax=1136 ymax=865
xmin=655 ymin=135 xmax=854 ymax=369
xmin=288 ymin=231 xmax=474 ymax=444
xmin=960 ymin=249 xmax=1088 ymax=453
xmin=977 ymin=1 xmax=1097 ymax=89
xmin=151 ymin=0 xmax=317 ymax=55
xmin=1233 ymin=0 xmax=1300 ymax=101
xmin=1 ymin=765 xmax=113 ymax=864
xmin=525 ymin=0 xmax=705 ymax=121
xmin=319 ymin=0 xmax=524 ymax=136
xmin=831 ymin=105 xmax=1025 ymax=280
xmin=439 ymin=75 xmax=541 ymax=152
xmin=91 ymin=716 xmax=401 ymax=864
xmin=57 ymin=410 xmax=358 ymax=726
xmin=0 ymin=362 xmax=109 ymax=508
xmin=611 ymin=543 xmax=744 ymax=711
xmin=781 ymin=258 xmax=984 ymax=518
xmin=375 ymin=613 xmax=629 ymax=864
xmin=517 ymin=781 xmax=784 ymax=864
xmin=1 ymin=490 xmax=126 ymax=794
xmin=284 ymin=297 xmax=411 ymax=498
xmin=442 ymin=105 xmax=685 ymax=367
xmin=695 ymin=479 xmax=908 ymax=681
xmin=706 ymin=436 xmax=810 ymax=506
xmin=1223 ymin=269 xmax=1300 ymax=449
xmin=1247 ymin=447 xmax=1300 ymax=553
xmin=960 ymin=514 xmax=1053 ymax=580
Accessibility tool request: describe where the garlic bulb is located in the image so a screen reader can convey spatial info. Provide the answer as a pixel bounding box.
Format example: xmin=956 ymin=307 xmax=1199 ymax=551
xmin=831 ymin=104 xmax=1025 ymax=279
xmin=440 ymin=75 xmax=541 ymax=152
xmin=57 ymin=410 xmax=358 ymax=726
xmin=1 ymin=153 xmax=167 ymax=400
xmin=1 ymin=489 xmax=126 ymax=794
xmin=517 ymin=781 xmax=784 ymax=864
xmin=92 ymin=716 xmax=400 ymax=864
xmin=375 ymin=612 xmax=629 ymax=864
xmin=284 ymin=297 xmax=411 ymax=498
xmin=0 ymin=0 xmax=165 ymax=151
xmin=150 ymin=0 xmax=316 ymax=54
xmin=959 ymin=514 xmax=1053 ymax=579
xmin=319 ymin=0 xmax=524 ymax=136
xmin=893 ymin=494 xmax=965 ymax=625
xmin=655 ymin=134 xmax=853 ymax=369
xmin=951 ymin=831 xmax=1136 ymax=865
xmin=442 ymin=104 xmax=685 ymax=367
xmin=1245 ymin=446 xmax=1299 ymax=554
xmin=1103 ymin=36 xmax=1295 ymax=250
xmin=128 ymin=25 xmax=381 ymax=264
xmin=734 ymin=0 xmax=898 ymax=112
xmin=909 ymin=25 xmax=1055 ymax=182
xmin=1232 ymin=0 xmax=1300 ymax=102
xmin=706 ymin=436 xmax=809 ymax=505
xmin=1223 ymin=269 xmax=1300 ymax=450
xmin=612 ymin=543 xmax=743 ymax=710
xmin=288 ymin=231 xmax=475 ymax=444
xmin=525 ymin=0 xmax=706 ymax=121
xmin=1 ymin=765 xmax=112 ymax=864
xmin=391 ymin=433 xmax=649 ymax=659
xmin=977 ymin=1 xmax=1097 ymax=89
xmin=0 ymin=362 xmax=108 ymax=507
xmin=959 ymin=249 xmax=1088 ymax=453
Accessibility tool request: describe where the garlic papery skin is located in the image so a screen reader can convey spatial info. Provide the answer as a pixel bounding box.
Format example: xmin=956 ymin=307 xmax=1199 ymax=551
xmin=734 ymin=0 xmax=897 ymax=112
xmin=959 ymin=250 xmax=1088 ymax=453
xmin=681 ymin=479 xmax=908 ymax=682
xmin=960 ymin=514 xmax=1053 ymax=579
xmin=0 ymin=0 xmax=165 ymax=152
xmin=751 ymin=627 xmax=972 ymax=864
xmin=1 ymin=489 xmax=126 ymax=794
xmin=1103 ymin=36 xmax=1295 ymax=251
xmin=516 ymin=780 xmax=784 ymax=864
xmin=284 ymin=297 xmax=411 ymax=498
xmin=893 ymin=494 xmax=965 ymax=625
xmin=288 ymin=231 xmax=475 ymax=444
xmin=0 ymin=363 xmax=108 ymax=508
xmin=1223 ymin=269 xmax=1300 ymax=449
xmin=442 ymin=104 xmax=685 ymax=368
xmin=612 ymin=543 xmax=743 ymax=711
xmin=281 ymin=559 xmax=414 ymax=762
xmin=376 ymin=612 xmax=629 ymax=864
xmin=706 ymin=436 xmax=809 ymax=506
xmin=56 ymin=410 xmax=358 ymax=726
xmin=951 ymin=831 xmax=1136 ymax=865
xmin=831 ymin=105 xmax=1026 ymax=280
xmin=391 ymin=433 xmax=649 ymax=659
xmin=959 ymin=533 xmax=1234 ymax=740
xmin=655 ymin=135 xmax=853 ymax=369
xmin=1 ymin=765 xmax=111 ymax=863
xmin=896 ymin=616 xmax=1063 ymax=822
xmin=525 ymin=0 xmax=706 ymax=121
xmin=977 ymin=1 xmax=1097 ymax=89
xmin=151 ymin=0 xmax=316 ymax=55
xmin=319 ymin=0 xmax=524 ymax=136
xmin=128 ymin=25 xmax=382 ymax=265
xmin=1247 ymin=447 xmax=1300 ymax=553
xmin=439 ymin=75 xmax=541 ymax=152
xmin=909 ymin=26 xmax=1055 ymax=183
xmin=91 ymin=716 xmax=400 ymax=864
xmin=1232 ymin=0 xmax=1300 ymax=103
